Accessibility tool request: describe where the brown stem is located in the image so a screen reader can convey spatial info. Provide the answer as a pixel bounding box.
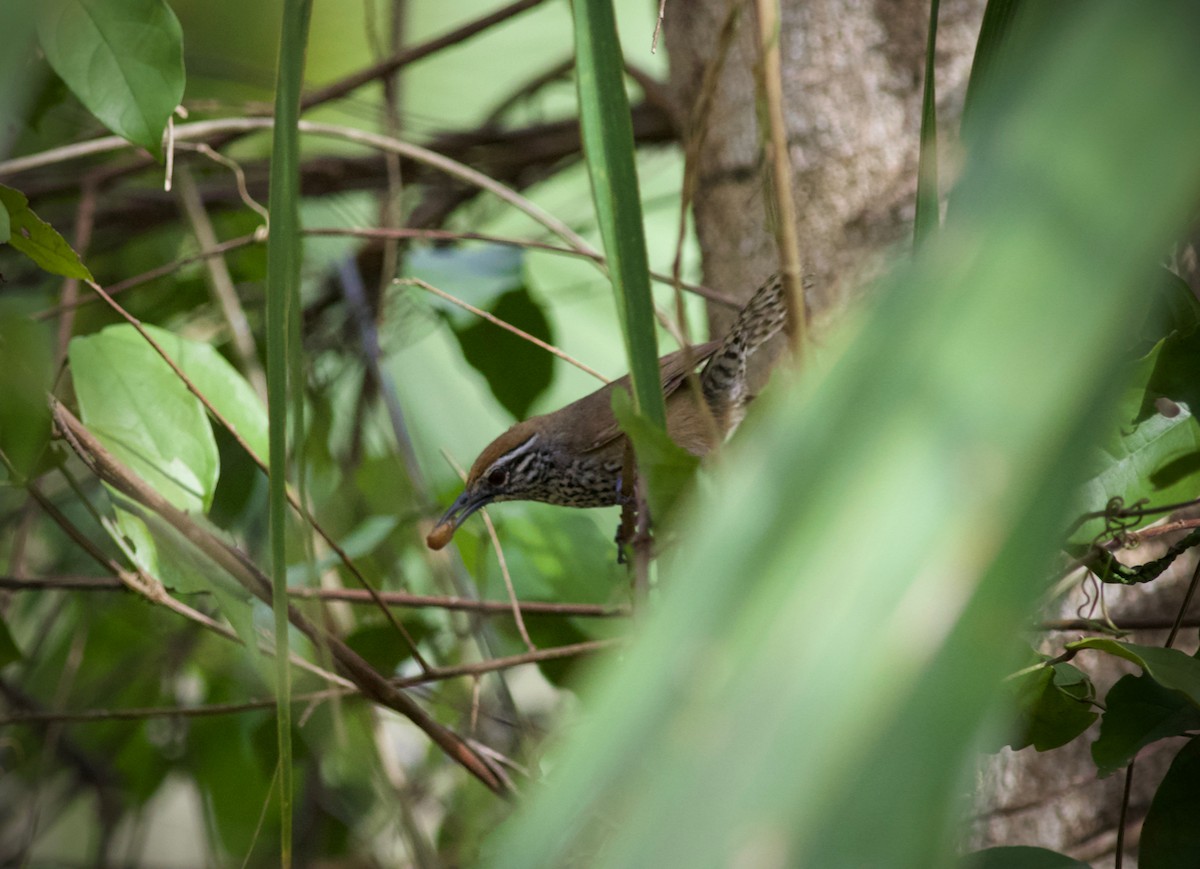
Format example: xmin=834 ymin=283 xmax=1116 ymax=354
xmin=50 ymin=399 xmax=509 ymax=795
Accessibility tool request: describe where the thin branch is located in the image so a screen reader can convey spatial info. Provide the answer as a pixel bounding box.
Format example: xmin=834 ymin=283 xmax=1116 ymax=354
xmin=1 ymin=457 xmax=351 ymax=690
xmin=442 ymin=451 xmax=535 ymax=652
xmin=300 ymin=0 xmax=551 ymax=111
xmin=399 ymin=276 xmax=610 ymax=383
xmin=0 ymin=639 xmax=617 ymax=726
xmin=0 ymin=576 xmax=630 ymax=617
xmin=80 ymin=278 xmax=432 ymax=672
xmin=49 ymin=399 xmax=509 ymax=794
xmin=310 ymin=226 xmax=737 ymax=307
xmin=34 ymin=234 xmax=262 ymax=320
xmin=1039 ymin=616 xmax=1200 ymax=633
xmin=54 ymin=176 xmax=98 ymax=368
xmin=752 ymin=0 xmax=806 ymax=352
xmin=175 ymin=163 xmax=268 ymax=402
xmin=396 ymin=639 xmax=618 ymax=688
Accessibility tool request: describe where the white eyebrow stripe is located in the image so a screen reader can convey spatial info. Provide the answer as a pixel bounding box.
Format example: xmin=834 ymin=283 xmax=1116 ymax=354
xmin=486 ymin=434 xmax=538 ymax=474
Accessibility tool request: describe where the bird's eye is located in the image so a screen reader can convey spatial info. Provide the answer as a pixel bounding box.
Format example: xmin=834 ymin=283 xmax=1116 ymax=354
xmin=486 ymin=468 xmax=507 ymax=488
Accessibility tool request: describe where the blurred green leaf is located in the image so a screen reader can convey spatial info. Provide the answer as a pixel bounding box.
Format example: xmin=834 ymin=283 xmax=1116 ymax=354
xmin=958 ymin=845 xmax=1090 ymax=869
xmin=486 ymin=3 xmax=1200 ymax=866
xmin=1006 ymin=662 xmax=1097 ymax=752
xmin=0 ymin=184 xmax=92 ymax=280
xmin=0 ymin=299 xmax=54 ymax=478
xmin=409 ymin=244 xmax=525 ymax=323
xmin=1067 ymin=640 xmax=1200 ymax=708
xmin=187 ymin=711 xmax=278 ymax=857
xmin=453 ymin=288 xmax=555 ymax=420
xmin=0 ymin=615 xmax=20 ymax=667
xmin=345 ymin=620 xmax=430 ymax=674
xmin=1140 ymin=735 xmax=1200 ymax=869
xmin=1092 ymin=672 xmax=1200 ymax=778
xmin=573 ymin=0 xmax=663 ymax=429
xmin=70 ymin=325 xmax=220 ymax=513
xmin=36 ymin=0 xmax=185 ymax=159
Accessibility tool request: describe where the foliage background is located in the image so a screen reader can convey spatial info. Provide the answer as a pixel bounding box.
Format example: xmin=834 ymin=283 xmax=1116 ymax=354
xmin=4 ymin=1 xmax=1200 ymax=868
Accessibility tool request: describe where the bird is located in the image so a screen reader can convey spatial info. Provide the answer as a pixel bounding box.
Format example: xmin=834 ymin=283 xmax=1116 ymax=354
xmin=425 ymin=273 xmax=790 ymax=550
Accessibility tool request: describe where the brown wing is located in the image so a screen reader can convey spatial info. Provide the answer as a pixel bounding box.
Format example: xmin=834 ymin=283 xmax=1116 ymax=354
xmin=573 ymin=340 xmax=721 ymax=454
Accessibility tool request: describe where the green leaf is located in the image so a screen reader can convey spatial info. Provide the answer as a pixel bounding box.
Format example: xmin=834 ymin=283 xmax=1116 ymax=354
xmin=1092 ymin=672 xmax=1200 ymax=778
xmin=138 ymin=323 xmax=268 ymax=461
xmin=913 ymin=0 xmax=941 ymax=248
xmin=1006 ymin=662 xmax=1098 ymax=752
xmin=264 ymin=0 xmax=313 ymax=857
xmin=1072 ymin=405 xmax=1200 ymax=544
xmin=1141 ymin=324 xmax=1200 ymax=424
xmin=453 ymin=288 xmax=555 ymax=421
xmin=611 ymin=387 xmax=700 ymax=521
xmin=1067 ymin=639 xmax=1200 ymax=707
xmin=0 ymin=615 xmax=21 ymax=668
xmin=0 ymin=184 xmax=92 ymax=280
xmin=573 ymin=0 xmax=664 ymax=430
xmin=69 ymin=325 xmax=220 ymax=514
xmin=345 ymin=621 xmax=430 ymax=675
xmin=1133 ymin=269 xmax=1200 ymax=361
xmin=1140 ymin=736 xmax=1200 ymax=869
xmin=959 ymin=846 xmax=1091 ymax=869
xmin=0 ymin=198 xmax=9 ymax=243
xmin=36 ymin=0 xmax=185 ymax=159
xmin=108 ymin=504 xmax=261 ymax=661
xmin=0 ymin=299 xmax=54 ymax=479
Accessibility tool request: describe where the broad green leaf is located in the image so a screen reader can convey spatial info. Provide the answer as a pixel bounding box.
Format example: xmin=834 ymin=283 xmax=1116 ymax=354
xmin=1141 ymin=325 xmax=1200 ymax=424
xmin=611 ymin=387 xmax=700 ymax=521
xmin=37 ymin=0 xmax=185 ymax=159
xmin=0 ymin=184 xmax=92 ymax=280
xmin=1092 ymin=673 xmax=1200 ymax=778
xmin=486 ymin=4 xmax=1200 ymax=866
xmin=138 ymin=323 xmax=268 ymax=461
xmin=70 ymin=325 xmax=219 ymax=513
xmin=453 ymin=288 xmax=555 ymax=420
xmin=0 ymin=615 xmax=20 ymax=668
xmin=959 ymin=846 xmax=1090 ymax=869
xmin=0 ymin=199 xmax=9 ymax=243
xmin=1006 ymin=662 xmax=1097 ymax=752
xmin=1067 ymin=639 xmax=1200 ymax=708
xmin=1133 ymin=269 xmax=1200 ymax=362
xmin=573 ymin=0 xmax=664 ymax=429
xmin=1072 ymin=405 xmax=1200 ymax=544
xmin=1140 ymin=735 xmax=1200 ymax=869
xmin=0 ymin=299 xmax=54 ymax=478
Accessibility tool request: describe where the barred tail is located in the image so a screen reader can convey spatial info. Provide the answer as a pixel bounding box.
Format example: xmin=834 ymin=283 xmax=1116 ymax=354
xmin=700 ymin=273 xmax=789 ymax=412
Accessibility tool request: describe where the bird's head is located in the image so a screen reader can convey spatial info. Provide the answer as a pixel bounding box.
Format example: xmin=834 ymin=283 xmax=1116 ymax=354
xmin=425 ymin=420 xmax=552 ymax=550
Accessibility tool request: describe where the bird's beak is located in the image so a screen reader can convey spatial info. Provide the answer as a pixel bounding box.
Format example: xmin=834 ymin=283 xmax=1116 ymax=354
xmin=425 ymin=488 xmax=491 ymax=550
